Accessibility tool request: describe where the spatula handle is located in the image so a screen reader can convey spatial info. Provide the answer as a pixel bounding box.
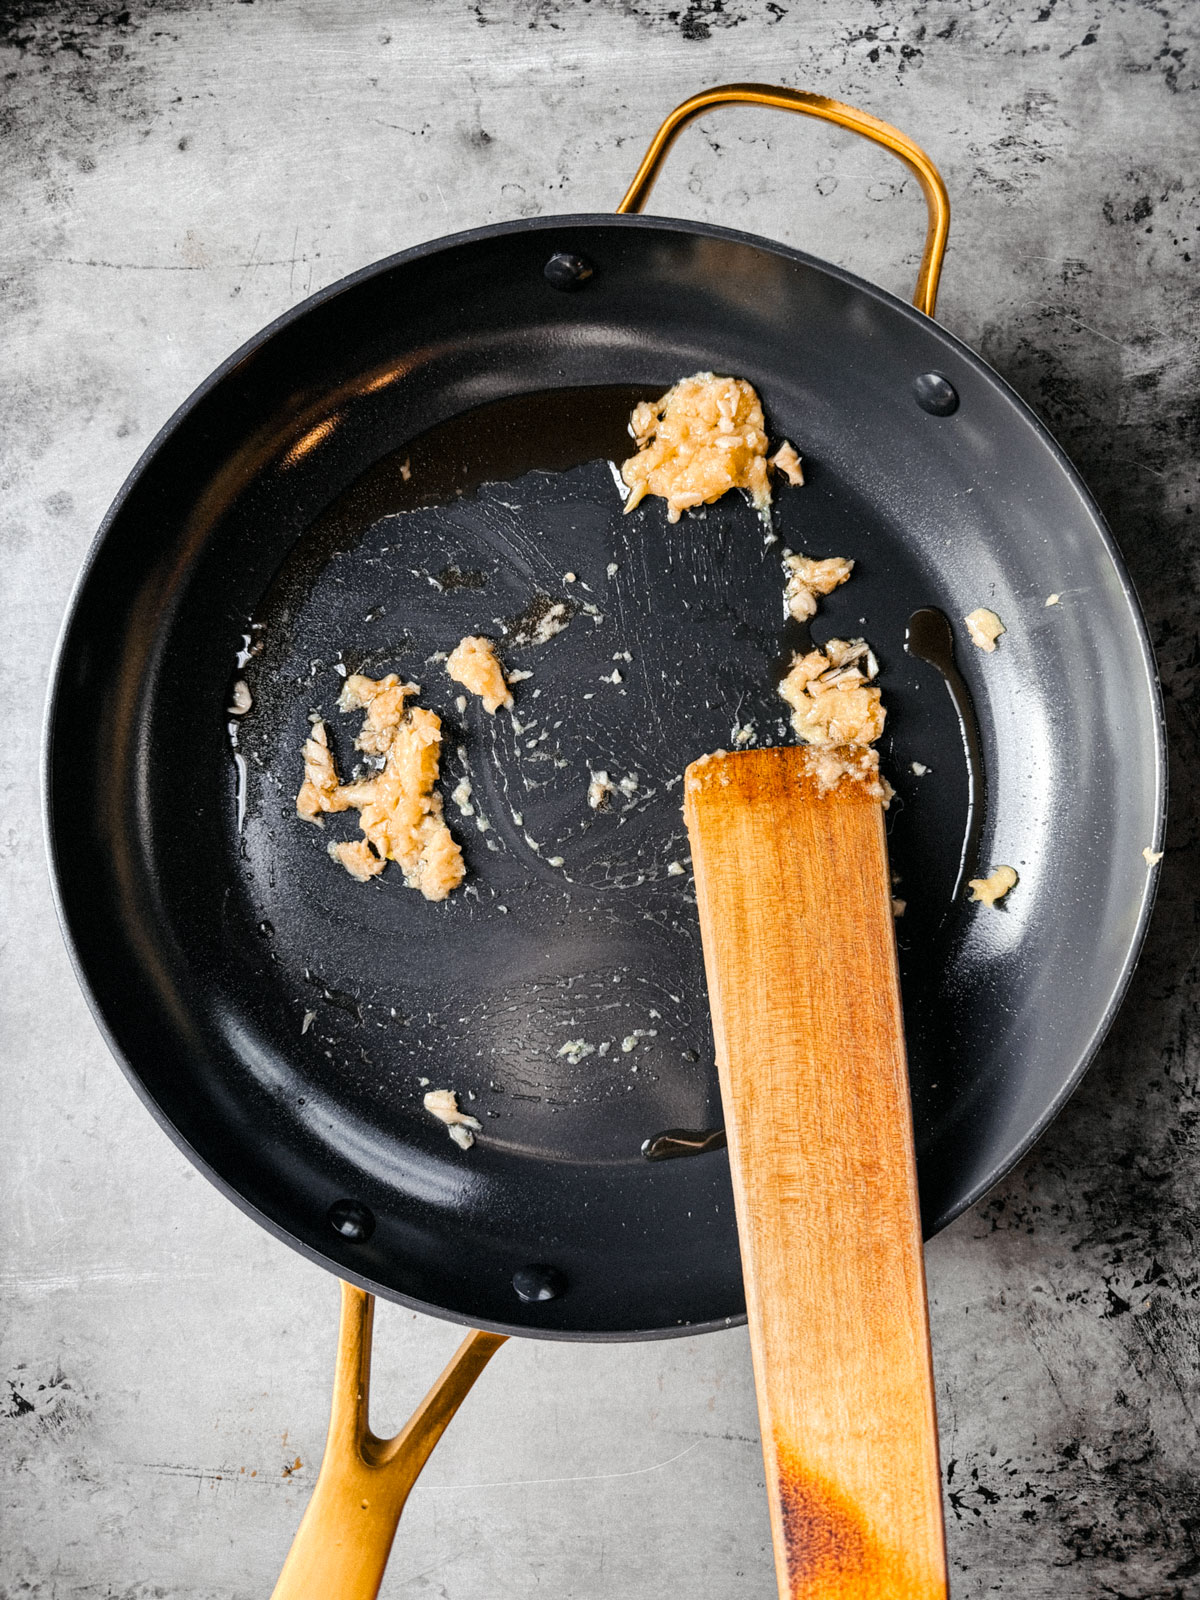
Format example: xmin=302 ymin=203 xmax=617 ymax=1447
xmin=684 ymin=749 xmax=947 ymax=1600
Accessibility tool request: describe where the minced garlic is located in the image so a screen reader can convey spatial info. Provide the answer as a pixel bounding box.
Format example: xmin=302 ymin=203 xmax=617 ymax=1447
xmin=684 ymin=742 xmax=891 ymax=807
xmin=782 ymin=553 xmax=854 ymax=623
xmin=621 ymin=373 xmax=774 ymax=522
xmin=968 ymin=864 xmax=1018 ymax=906
xmin=806 ymin=743 xmax=893 ymax=804
xmin=327 ymin=839 xmax=386 ymax=882
xmin=770 ymin=440 xmax=805 ymax=485
xmin=446 ymin=634 xmax=512 ymax=714
xmin=423 ymin=1088 xmax=482 ymax=1150
xmin=587 ymin=770 xmax=614 ymax=810
xmin=558 ymin=1039 xmax=595 ymax=1064
xmin=297 ymin=673 xmax=464 ymax=901
xmin=296 ymin=719 xmax=342 ymax=818
xmin=778 ymin=638 xmax=886 ymax=748
xmin=965 ymin=607 xmax=1005 ymax=653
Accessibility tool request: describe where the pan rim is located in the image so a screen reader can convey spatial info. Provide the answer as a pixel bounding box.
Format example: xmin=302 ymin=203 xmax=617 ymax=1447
xmin=42 ymin=210 xmax=1168 ymax=1340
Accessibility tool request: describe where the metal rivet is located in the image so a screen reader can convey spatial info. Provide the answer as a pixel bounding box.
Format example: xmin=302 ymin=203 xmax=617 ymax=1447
xmin=512 ymin=1263 xmax=566 ymax=1302
xmin=327 ymin=1199 xmax=375 ymax=1242
xmin=543 ymin=252 xmax=593 ymax=291
xmin=913 ymin=372 xmax=959 ymax=416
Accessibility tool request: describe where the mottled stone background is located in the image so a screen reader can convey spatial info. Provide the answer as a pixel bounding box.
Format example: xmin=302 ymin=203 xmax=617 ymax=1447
xmin=1 ymin=1 xmax=1197 ymax=1595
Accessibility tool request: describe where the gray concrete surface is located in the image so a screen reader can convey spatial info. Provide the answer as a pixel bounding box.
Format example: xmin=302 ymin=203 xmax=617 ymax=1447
xmin=2 ymin=1 xmax=1197 ymax=1595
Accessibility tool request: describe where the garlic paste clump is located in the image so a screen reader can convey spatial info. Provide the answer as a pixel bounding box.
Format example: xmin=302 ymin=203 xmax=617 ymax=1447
xmin=297 ymin=673 xmax=464 ymax=901
xmin=621 ymin=373 xmax=802 ymax=523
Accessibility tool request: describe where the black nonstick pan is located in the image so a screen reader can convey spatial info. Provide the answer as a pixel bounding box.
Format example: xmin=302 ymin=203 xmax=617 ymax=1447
xmin=44 ymin=86 xmax=1165 ymax=1342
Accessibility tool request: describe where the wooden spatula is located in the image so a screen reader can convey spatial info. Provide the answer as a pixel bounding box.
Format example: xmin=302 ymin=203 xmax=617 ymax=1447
xmin=683 ymin=745 xmax=947 ymax=1600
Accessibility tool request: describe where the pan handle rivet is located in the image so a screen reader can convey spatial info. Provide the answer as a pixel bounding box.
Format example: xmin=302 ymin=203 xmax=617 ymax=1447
xmin=544 ymin=252 xmax=593 ymax=290
xmin=327 ymin=1199 xmax=375 ymax=1242
xmin=512 ymin=1263 xmax=566 ymax=1302
xmin=913 ymin=372 xmax=959 ymax=416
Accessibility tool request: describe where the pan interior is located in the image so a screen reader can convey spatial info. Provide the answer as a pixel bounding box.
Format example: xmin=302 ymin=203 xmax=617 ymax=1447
xmin=47 ymin=220 xmax=1162 ymax=1337
xmin=232 ymin=385 xmax=969 ymax=1175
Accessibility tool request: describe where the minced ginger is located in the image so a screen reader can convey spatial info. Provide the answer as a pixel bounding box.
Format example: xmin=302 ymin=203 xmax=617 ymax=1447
xmin=783 ymin=553 xmax=855 ymax=623
xmin=620 ymin=373 xmax=802 ymax=523
xmin=446 ymin=634 xmax=512 ymax=713
xmin=297 ymin=673 xmax=464 ymax=901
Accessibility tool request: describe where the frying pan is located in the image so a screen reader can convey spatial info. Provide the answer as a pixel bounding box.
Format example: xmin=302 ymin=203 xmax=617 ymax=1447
xmin=45 ymin=87 xmax=1165 ymax=1358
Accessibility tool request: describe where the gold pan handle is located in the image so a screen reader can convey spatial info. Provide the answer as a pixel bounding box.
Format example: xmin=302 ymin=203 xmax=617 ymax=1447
xmin=271 ymin=1283 xmax=505 ymax=1600
xmin=617 ymin=83 xmax=950 ymax=319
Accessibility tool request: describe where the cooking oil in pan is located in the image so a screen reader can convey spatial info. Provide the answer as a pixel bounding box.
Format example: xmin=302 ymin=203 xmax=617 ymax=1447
xmin=905 ymin=606 xmax=985 ymax=906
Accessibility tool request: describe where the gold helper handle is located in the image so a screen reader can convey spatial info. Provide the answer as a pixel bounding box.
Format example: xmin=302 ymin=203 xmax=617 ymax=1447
xmin=271 ymin=1283 xmax=505 ymax=1600
xmin=616 ymin=83 xmax=950 ymax=318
